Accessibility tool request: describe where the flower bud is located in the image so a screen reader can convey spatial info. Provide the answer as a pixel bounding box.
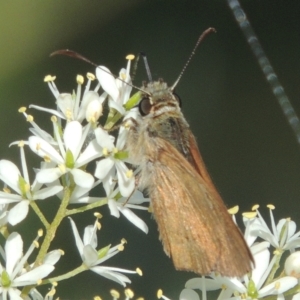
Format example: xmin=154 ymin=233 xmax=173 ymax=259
xmin=285 ymin=251 xmax=300 ymax=278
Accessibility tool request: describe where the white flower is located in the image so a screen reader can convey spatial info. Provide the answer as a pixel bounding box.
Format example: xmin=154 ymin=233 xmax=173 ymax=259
xmin=69 ymin=217 xmax=139 ymax=286
xmin=108 ymin=190 xmax=149 ymax=233
xmin=183 ymin=207 xmax=300 ymax=300
xmin=0 ymin=145 xmax=63 ymax=225
xmin=249 ymin=205 xmax=300 ymax=251
xmin=29 ymin=121 xmax=101 ymax=189
xmin=185 ymin=242 xmax=297 ymax=300
xmin=30 ymin=74 xmax=105 ymax=124
xmin=0 ymin=232 xmax=55 ymax=299
xmin=94 ymin=127 xmax=135 ymax=197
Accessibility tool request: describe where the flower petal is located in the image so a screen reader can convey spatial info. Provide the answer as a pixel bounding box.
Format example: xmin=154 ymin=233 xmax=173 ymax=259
xmin=179 ymin=289 xmax=200 ymax=300
xmin=90 ymin=266 xmax=131 ymax=287
xmin=96 ymin=66 xmax=119 ymax=102
xmin=8 ymin=201 xmax=29 ymax=225
xmin=185 ymin=277 xmax=223 ymax=291
xmin=83 ymin=224 xmax=98 ymax=248
xmin=115 ymin=162 xmax=135 ymax=197
xmin=71 ymin=169 xmax=94 ymax=189
xmin=64 ymin=121 xmax=82 ymax=160
xmin=82 ymin=244 xmax=98 ymax=267
xmin=118 ymin=205 xmax=148 ymax=234
xmin=69 ymin=218 xmax=84 ymax=255
xmin=95 ymin=158 xmax=115 ymax=180
xmin=43 ymin=250 xmax=62 ymax=265
xmin=252 ymin=245 xmax=270 ymax=288
xmin=75 ymin=139 xmax=103 ymax=167
xmin=0 ymin=160 xmax=21 ymax=194
xmin=29 ymin=136 xmax=64 ymax=164
xmin=94 ymin=127 xmax=115 ymax=150
xmin=108 ymin=199 xmax=121 ymax=218
xmin=5 ymin=232 xmax=23 ymax=275
xmin=14 ymin=265 xmax=54 ymax=285
xmin=259 ymin=277 xmax=298 ymax=297
xmin=32 ymin=185 xmax=63 ymax=200
xmin=36 ymin=168 xmax=63 ymax=184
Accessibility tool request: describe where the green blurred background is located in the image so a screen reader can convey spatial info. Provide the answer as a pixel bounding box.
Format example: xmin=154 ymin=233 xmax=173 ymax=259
xmin=0 ymin=0 xmax=299 ymax=299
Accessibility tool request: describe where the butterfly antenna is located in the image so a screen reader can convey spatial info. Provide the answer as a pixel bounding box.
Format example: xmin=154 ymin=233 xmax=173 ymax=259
xmin=171 ymin=27 xmax=216 ymax=91
xmin=140 ymin=52 xmax=153 ymax=82
xmin=50 ymin=49 xmax=150 ymax=95
xmin=131 ymin=53 xmax=141 ymax=81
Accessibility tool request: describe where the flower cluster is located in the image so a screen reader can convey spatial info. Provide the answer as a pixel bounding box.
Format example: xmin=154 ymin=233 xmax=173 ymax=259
xmin=1 ymin=53 xmax=300 ymax=300
xmin=0 ymin=56 xmax=149 ymax=299
xmin=159 ymin=205 xmax=300 ymax=300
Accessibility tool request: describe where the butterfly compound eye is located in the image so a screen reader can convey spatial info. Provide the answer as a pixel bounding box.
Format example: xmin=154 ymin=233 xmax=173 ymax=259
xmin=139 ymin=97 xmax=153 ymax=116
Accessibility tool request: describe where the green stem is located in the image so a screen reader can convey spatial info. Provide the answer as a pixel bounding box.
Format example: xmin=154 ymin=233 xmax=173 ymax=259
xmin=104 ymin=110 xmax=122 ymax=130
xmin=66 ymin=198 xmax=108 ymax=216
xmin=41 ymin=264 xmax=88 ymax=285
xmin=21 ymin=187 xmax=71 ymax=298
xmin=265 ymin=252 xmax=282 ymax=286
xmin=30 ymin=201 xmax=50 ymax=228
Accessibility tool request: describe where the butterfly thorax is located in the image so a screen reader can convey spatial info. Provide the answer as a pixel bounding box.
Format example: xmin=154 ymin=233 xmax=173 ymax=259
xmin=140 ymin=80 xmax=192 ymax=162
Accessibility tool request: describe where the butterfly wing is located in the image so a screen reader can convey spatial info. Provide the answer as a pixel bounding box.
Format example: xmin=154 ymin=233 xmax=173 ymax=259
xmin=148 ymin=133 xmax=253 ymax=277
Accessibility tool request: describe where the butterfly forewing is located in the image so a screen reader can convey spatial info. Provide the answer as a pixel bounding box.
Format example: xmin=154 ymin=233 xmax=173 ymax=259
xmin=148 ymin=135 xmax=252 ymax=276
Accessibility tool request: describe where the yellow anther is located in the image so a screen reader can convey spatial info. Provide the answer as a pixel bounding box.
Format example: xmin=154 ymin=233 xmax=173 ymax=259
xmin=267 ymin=204 xmax=275 ymax=210
xmin=44 ymin=156 xmax=51 ymax=163
xmin=126 ymin=169 xmax=133 ymax=178
xmin=18 ymin=141 xmax=25 ymax=147
xmin=58 ymin=164 xmax=66 ymax=173
xmin=44 ymin=75 xmax=56 ymax=82
xmin=242 ymin=211 xmax=257 ymax=219
xmin=18 ymin=107 xmax=26 ymax=113
xmin=87 ymin=73 xmax=95 ymax=80
xmin=118 ymin=245 xmax=124 ymax=251
xmin=273 ymin=249 xmax=281 ymax=255
xmin=26 ymin=115 xmax=34 ymax=122
xmin=96 ymin=221 xmax=101 ymax=230
xmin=3 ymin=187 xmax=11 ymax=193
xmin=124 ymin=289 xmax=134 ymax=298
xmin=228 ymin=205 xmax=239 ymax=215
xmin=102 ymin=148 xmax=109 ymax=156
xmin=126 ymin=54 xmax=135 ymax=60
xmin=37 ymin=279 xmax=42 ymax=285
xmin=110 ymin=290 xmax=120 ymax=298
xmin=94 ymin=212 xmax=103 ymax=219
xmin=47 ymin=288 xmax=56 ymax=296
xmin=76 ymin=75 xmax=84 ymax=85
xmin=252 ymin=204 xmax=259 ymax=210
